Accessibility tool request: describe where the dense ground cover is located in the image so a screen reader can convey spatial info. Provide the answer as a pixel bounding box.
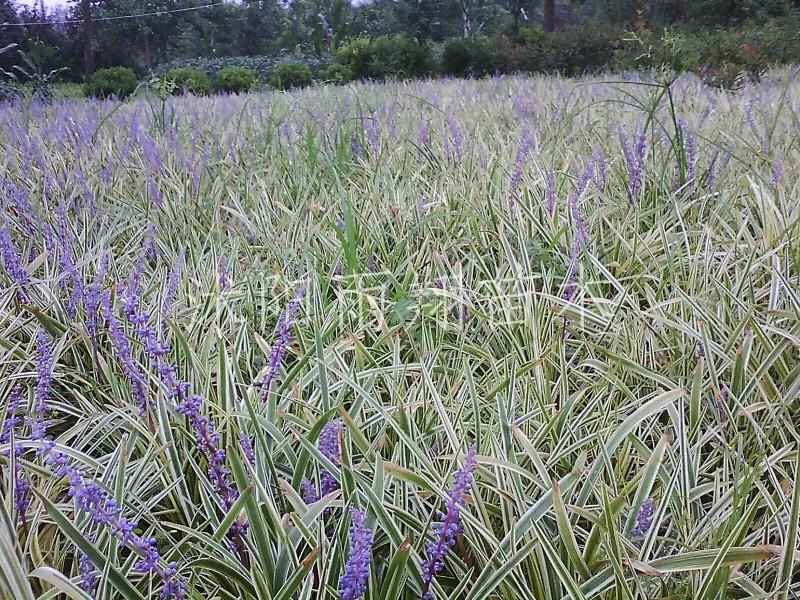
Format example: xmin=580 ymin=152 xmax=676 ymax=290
xmin=1 ymin=71 xmax=799 ymax=600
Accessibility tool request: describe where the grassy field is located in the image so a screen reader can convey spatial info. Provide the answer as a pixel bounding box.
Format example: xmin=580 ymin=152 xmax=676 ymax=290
xmin=1 ymin=71 xmax=799 ymax=600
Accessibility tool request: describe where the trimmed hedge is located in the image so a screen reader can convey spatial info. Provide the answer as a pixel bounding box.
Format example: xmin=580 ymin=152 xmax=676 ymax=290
xmin=441 ymin=16 xmax=800 ymax=86
xmin=334 ymin=34 xmax=433 ymax=80
xmin=162 ymin=67 xmax=211 ymax=95
xmin=215 ymin=66 xmax=256 ymax=93
xmin=157 ymin=54 xmax=330 ymax=85
xmin=270 ymin=62 xmax=312 ymax=90
xmin=87 ymin=67 xmax=138 ymax=99
xmin=130 ymin=15 xmax=800 ymax=94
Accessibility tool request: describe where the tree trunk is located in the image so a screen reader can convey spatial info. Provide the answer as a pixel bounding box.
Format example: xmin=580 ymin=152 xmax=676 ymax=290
xmin=82 ymin=0 xmax=94 ymax=79
xmin=544 ymin=0 xmax=555 ymax=32
xmin=39 ymin=0 xmax=45 ymax=20
xmin=143 ymin=31 xmax=152 ymax=73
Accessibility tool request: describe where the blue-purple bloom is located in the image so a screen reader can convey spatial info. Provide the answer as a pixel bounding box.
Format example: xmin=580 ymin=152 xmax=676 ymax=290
xmin=85 ymin=255 xmax=109 ymax=339
xmin=319 ymin=418 xmax=345 ymax=496
xmin=508 ymin=132 xmax=533 ymax=208
xmin=29 ymin=332 xmax=186 ymax=598
xmin=300 ymin=477 xmax=319 ymax=504
xmin=339 ymin=508 xmax=374 ymax=600
xmin=79 ymin=548 xmax=98 ymax=596
xmin=771 ymin=154 xmax=784 ymax=187
xmin=163 ymin=249 xmax=185 ymax=317
xmin=545 ymin=169 xmax=556 ymax=215
xmin=630 ymin=497 xmax=654 ymax=541
xmin=261 ymin=286 xmax=306 ymax=401
xmin=218 ymin=256 xmax=229 ymax=290
xmin=0 ymin=226 xmax=32 ymax=302
xmin=121 ymin=290 xmax=244 ymax=544
xmin=592 ymin=148 xmax=607 ymax=191
xmin=679 ymin=118 xmax=697 ymax=185
xmin=2 ymin=384 xmax=30 ymax=522
xmin=239 ymin=431 xmax=255 ymax=467
xmin=421 ymin=445 xmax=478 ymax=600
xmin=620 ymin=126 xmax=647 ymax=200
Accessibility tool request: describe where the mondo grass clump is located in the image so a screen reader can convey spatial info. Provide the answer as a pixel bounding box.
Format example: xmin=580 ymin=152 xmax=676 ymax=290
xmin=1 ymin=69 xmax=799 ymax=600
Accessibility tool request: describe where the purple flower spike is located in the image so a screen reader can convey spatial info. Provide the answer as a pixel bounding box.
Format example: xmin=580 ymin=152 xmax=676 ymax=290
xmin=319 ymin=419 xmax=345 ymax=496
xmin=261 ymin=286 xmax=306 ymax=402
xmin=771 ymin=154 xmax=784 ymax=187
xmin=508 ymin=132 xmax=533 ymax=208
xmin=28 ymin=332 xmax=186 ymax=598
xmin=339 ymin=508 xmax=374 ymax=600
xmin=85 ymin=255 xmax=109 ymax=339
xmin=631 ymin=497 xmax=654 ymax=542
xmin=0 ymin=226 xmax=32 ymax=302
xmin=2 ymin=384 xmax=30 ymax=522
xmin=163 ymin=249 xmax=186 ymax=317
xmin=300 ymin=477 xmax=319 ymax=504
xmin=545 ymin=169 xmax=556 ymax=215
xmin=218 ymin=256 xmax=229 ymax=290
xmin=421 ymin=445 xmax=478 ymax=600
xmin=79 ymin=551 xmax=98 ymax=597
xmin=239 ymin=431 xmax=255 ymax=467
xmin=36 ymin=330 xmax=54 ymax=415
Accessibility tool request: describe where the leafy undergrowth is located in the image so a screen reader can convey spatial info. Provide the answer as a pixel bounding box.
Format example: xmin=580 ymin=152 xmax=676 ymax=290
xmin=0 ymin=70 xmax=799 ymax=599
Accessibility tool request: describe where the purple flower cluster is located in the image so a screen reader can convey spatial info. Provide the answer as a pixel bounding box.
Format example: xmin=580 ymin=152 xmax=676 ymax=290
xmin=630 ymin=497 xmax=654 ymax=541
xmin=592 ymin=149 xmax=607 ymax=191
xmin=771 ymin=154 xmax=784 ymax=187
xmin=619 ymin=126 xmax=647 ymax=200
xmin=319 ymin=418 xmax=345 ymax=496
xmin=0 ymin=225 xmax=32 ymax=302
xmin=339 ymin=508 xmax=374 ymax=600
xmin=421 ymin=445 xmax=478 ymax=600
xmin=679 ymin=118 xmax=697 ymax=185
xmin=300 ymin=477 xmax=319 ymax=504
xmin=448 ymin=117 xmax=464 ymax=163
xmin=29 ymin=331 xmax=186 ymax=598
xmin=239 ymin=431 xmax=255 ymax=466
xmin=163 ymin=249 xmax=185 ymax=317
xmin=121 ymin=289 xmax=244 ymax=544
xmin=1 ymin=385 xmax=31 ymax=522
xmin=569 ymin=161 xmax=593 ymax=249
xmin=102 ymin=291 xmax=150 ymax=417
xmin=261 ymin=286 xmax=306 ymax=402
xmin=545 ymin=169 xmax=556 ymax=215
xmin=85 ymin=255 xmax=109 ymax=339
xmin=218 ymin=256 xmax=229 ymax=290
xmin=78 ymin=549 xmax=98 ymax=596
xmin=508 ymin=132 xmax=533 ymax=208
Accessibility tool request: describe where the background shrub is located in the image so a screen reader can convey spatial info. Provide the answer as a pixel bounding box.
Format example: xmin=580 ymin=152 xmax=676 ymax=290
xmin=320 ymin=63 xmax=354 ymax=85
xmin=162 ymin=67 xmax=212 ymax=95
xmin=157 ymin=54 xmax=330 ymax=86
xmin=334 ymin=35 xmax=432 ymax=80
xmin=270 ymin=62 xmax=312 ymax=90
xmin=215 ymin=66 xmax=257 ymax=93
xmin=441 ymin=36 xmax=499 ymax=77
xmin=333 ymin=37 xmax=374 ymax=79
xmin=87 ymin=66 xmax=138 ymax=99
xmin=368 ymin=34 xmax=433 ymax=79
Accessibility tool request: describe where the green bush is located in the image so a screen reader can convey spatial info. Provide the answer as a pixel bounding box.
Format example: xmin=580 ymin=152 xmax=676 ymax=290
xmin=163 ymin=67 xmax=211 ymax=95
xmin=320 ymin=63 xmax=354 ymax=85
xmin=270 ymin=62 xmax=312 ymax=90
xmin=87 ymin=67 xmax=138 ymax=99
xmin=215 ymin=66 xmax=257 ymax=93
xmin=368 ymin=34 xmax=433 ymax=79
xmin=157 ymin=54 xmax=330 ymax=86
xmin=442 ymin=36 xmax=500 ymax=77
xmin=333 ymin=37 xmax=374 ymax=79
xmin=334 ymin=35 xmax=433 ymax=80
